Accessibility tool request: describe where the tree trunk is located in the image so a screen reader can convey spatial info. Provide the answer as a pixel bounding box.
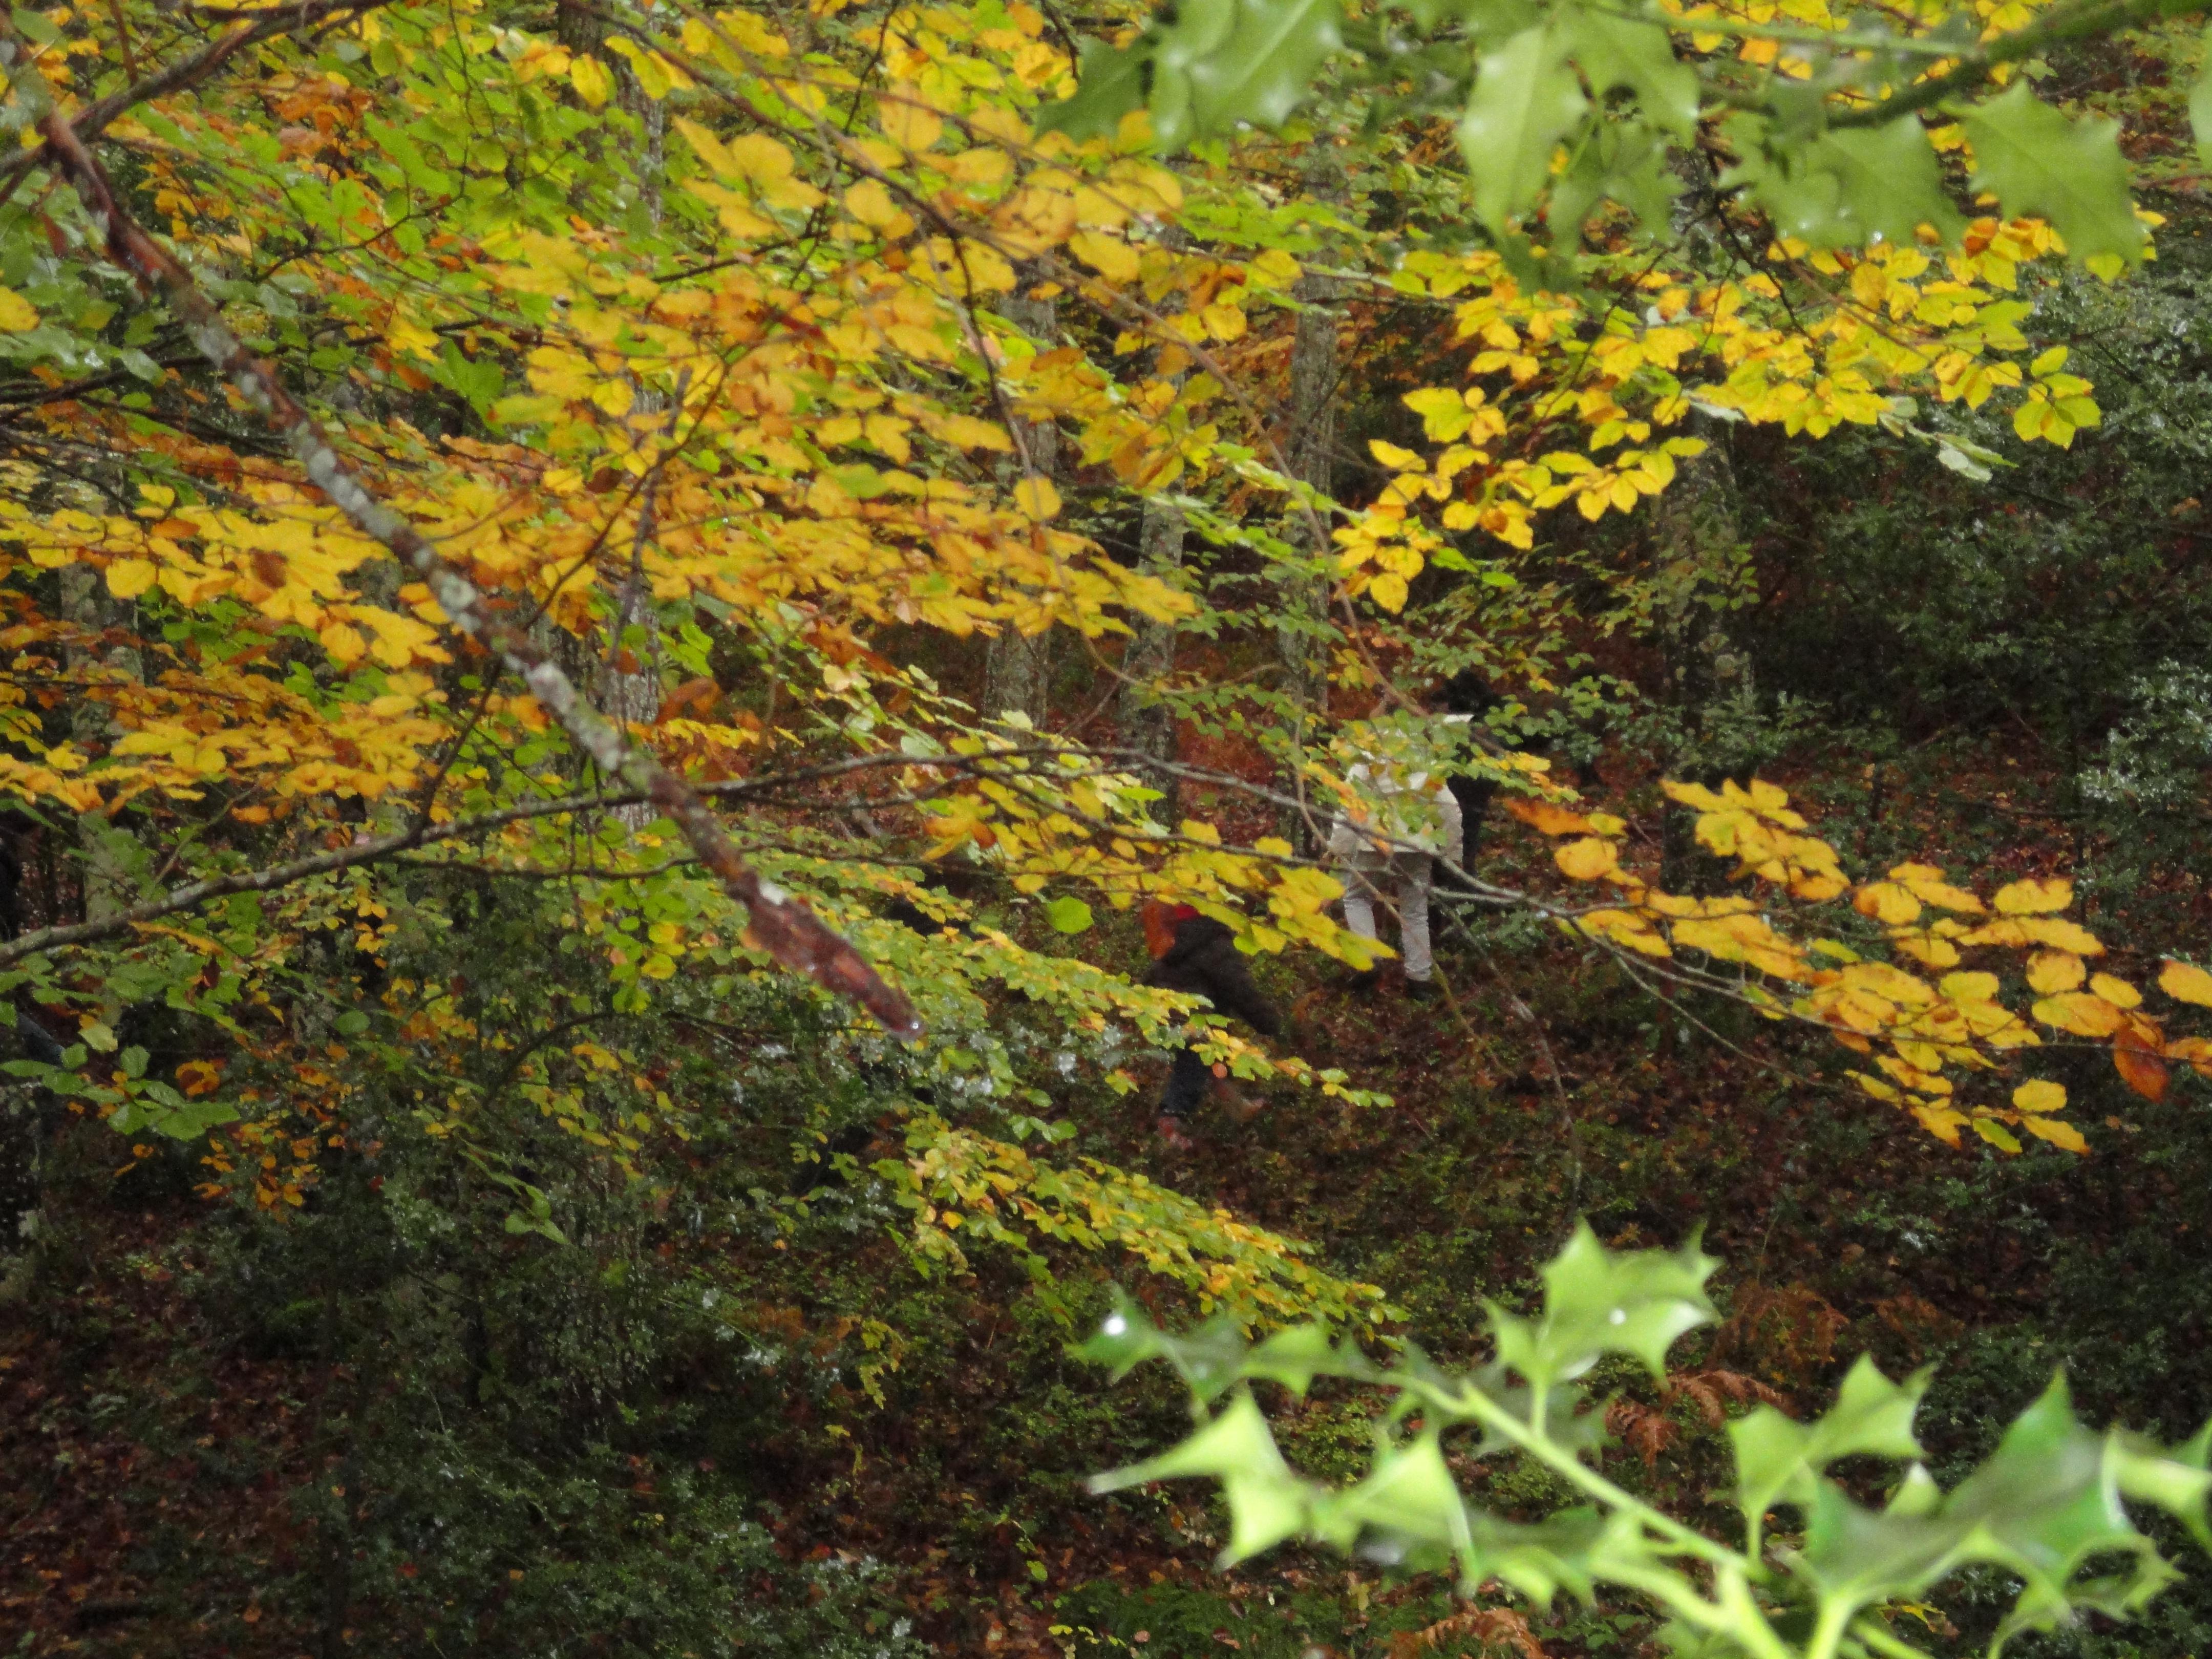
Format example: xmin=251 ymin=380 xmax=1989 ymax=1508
xmin=985 ymin=287 xmax=1059 ymax=727
xmin=60 ymin=565 xmax=141 ymax=923
xmin=1652 ymin=410 xmax=1755 ymax=891
xmin=1117 ymin=495 xmax=1186 ymax=820
xmin=1278 ymin=262 xmax=1343 ymax=848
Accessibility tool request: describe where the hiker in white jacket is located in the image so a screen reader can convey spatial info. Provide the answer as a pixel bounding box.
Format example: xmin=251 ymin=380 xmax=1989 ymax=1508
xmin=1326 ymin=708 xmax=1468 ymax=1000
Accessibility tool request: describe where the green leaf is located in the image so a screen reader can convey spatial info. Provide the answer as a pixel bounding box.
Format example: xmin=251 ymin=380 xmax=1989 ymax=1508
xmin=1490 ymin=1221 xmax=1716 ymax=1387
xmin=1565 ymin=12 xmax=1698 ymax=141
xmin=1091 ymin=1389 xmax=1313 ymax=1563
xmin=1720 ymin=115 xmax=1960 ymax=250
xmin=1551 ymin=120 xmax=1677 ymax=242
xmin=1244 ymin=1323 xmax=1347 ymax=1396
xmin=1797 ymin=1373 xmax=2207 ymax=1639
xmin=1730 ymin=1354 xmax=1928 ymax=1526
xmin=1035 ymin=37 xmax=1153 ymax=141
xmin=1308 ymin=1429 xmax=1470 ymax=1562
xmin=1073 ymin=1295 xmax=1253 ymax=1401
xmin=9 ymin=7 xmax=60 ymax=45
xmin=1457 ymin=25 xmax=1588 ymax=233
xmin=1043 ymin=895 xmax=1095 ymax=934
xmin=1962 ymin=82 xmax=2143 ymax=266
xmin=1147 ymin=0 xmax=1345 ymax=151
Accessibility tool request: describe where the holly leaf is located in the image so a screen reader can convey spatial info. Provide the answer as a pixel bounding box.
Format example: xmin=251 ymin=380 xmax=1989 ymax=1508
xmin=1490 ymin=1221 xmax=1716 ymax=1388
xmin=1564 ymin=11 xmax=1698 ymax=141
xmin=1144 ymin=0 xmax=1345 ymax=151
xmin=1731 ymin=1354 xmax=1928 ymax=1527
xmin=1035 ymin=38 xmax=1153 ymax=141
xmin=1458 ymin=25 xmax=1589 ymax=233
xmin=1963 ymin=83 xmax=2143 ymax=265
xmin=1091 ymin=1389 xmax=1314 ymax=1563
xmin=1722 ymin=116 xmax=1960 ymax=249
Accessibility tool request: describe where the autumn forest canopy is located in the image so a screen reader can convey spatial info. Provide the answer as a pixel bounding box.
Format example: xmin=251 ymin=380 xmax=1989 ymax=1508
xmin=6 ymin=0 xmax=2212 ymax=1651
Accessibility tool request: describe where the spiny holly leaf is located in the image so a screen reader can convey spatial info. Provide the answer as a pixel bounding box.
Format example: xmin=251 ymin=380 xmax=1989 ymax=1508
xmin=1564 ymin=11 xmax=1699 ymax=141
xmin=1963 ymin=83 xmax=2143 ymax=266
xmin=1245 ymin=1323 xmax=1360 ymax=1396
xmin=1073 ymin=1294 xmax=1250 ymax=1401
xmin=1798 ymin=1374 xmax=2209 ymax=1641
xmin=1490 ymin=1222 xmax=1717 ymax=1388
xmin=1458 ymin=25 xmax=1589 ymax=233
xmin=1146 ymin=0 xmax=1346 ymax=151
xmin=1721 ymin=116 xmax=1960 ymax=250
xmin=1551 ymin=120 xmax=1677 ymax=241
xmin=1308 ymin=1429 xmax=1471 ymax=1562
xmin=1090 ymin=1389 xmax=1314 ymax=1563
xmin=1730 ymin=1354 xmax=1929 ymax=1527
xmin=1035 ymin=37 xmax=1152 ymax=141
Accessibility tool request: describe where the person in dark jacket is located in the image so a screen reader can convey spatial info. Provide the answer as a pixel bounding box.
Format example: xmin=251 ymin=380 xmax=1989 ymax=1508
xmin=1437 ymin=669 xmax=1507 ymax=868
xmin=1141 ymin=901 xmax=1284 ymax=1146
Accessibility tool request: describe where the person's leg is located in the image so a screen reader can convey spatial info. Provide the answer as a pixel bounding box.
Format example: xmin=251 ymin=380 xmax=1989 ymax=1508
xmin=1341 ymin=854 xmax=1381 ymax=946
xmin=1159 ymin=1045 xmax=1212 ymax=1120
xmin=1398 ymin=852 xmax=1435 ymax=984
xmin=1337 ymin=854 xmax=1385 ymax=992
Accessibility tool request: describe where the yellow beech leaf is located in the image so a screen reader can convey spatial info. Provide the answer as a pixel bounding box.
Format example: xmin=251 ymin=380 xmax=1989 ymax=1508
xmin=1853 ymin=882 xmax=1921 ymax=925
xmin=0 ymin=287 xmax=38 ymax=331
xmin=844 ymin=178 xmax=904 ymax=229
xmin=2159 ymin=959 xmax=2212 ymax=1007
xmin=2012 ymin=1079 xmax=2067 ymax=1115
xmin=1503 ymin=797 xmax=1592 ymax=836
xmin=1555 ymin=837 xmax=1620 ymax=881
xmin=570 ymin=54 xmax=612 ymax=107
xmin=2024 ymin=951 xmax=2083 ymax=994
xmin=1910 ymin=1100 xmax=1968 ymax=1146
xmin=2031 ymin=992 xmax=2125 ymax=1037
xmin=1939 ymin=970 xmax=2001 ymax=1003
xmin=2013 ymin=916 xmax=2104 ymax=955
xmin=105 ymin=558 xmax=157 ymax=600
xmin=1013 ymin=475 xmax=1062 ymax=521
xmin=1993 ymin=876 xmax=2072 ymax=914
xmin=2089 ymin=972 xmax=2140 ymax=1009
xmin=1889 ymin=863 xmax=1985 ymax=912
xmin=880 ymin=95 xmax=944 ymax=152
xmin=1068 ymin=229 xmax=1139 ymax=284
xmin=2020 ymin=1114 xmax=2089 ymax=1153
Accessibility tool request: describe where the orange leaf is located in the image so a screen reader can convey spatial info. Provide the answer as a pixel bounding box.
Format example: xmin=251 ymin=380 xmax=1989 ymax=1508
xmin=2113 ymin=1027 xmax=2170 ymax=1102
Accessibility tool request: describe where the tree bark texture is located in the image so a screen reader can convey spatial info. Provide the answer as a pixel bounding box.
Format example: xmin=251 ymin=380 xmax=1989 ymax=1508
xmin=985 ymin=287 xmax=1059 ymax=727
